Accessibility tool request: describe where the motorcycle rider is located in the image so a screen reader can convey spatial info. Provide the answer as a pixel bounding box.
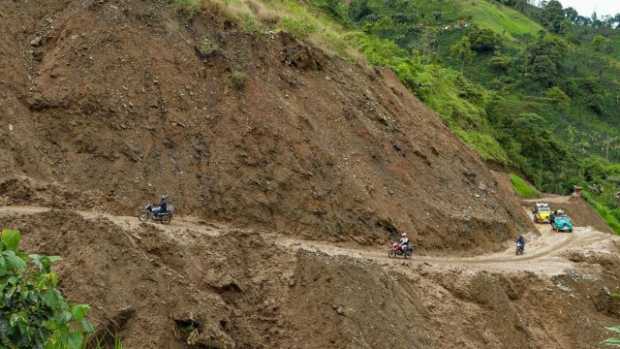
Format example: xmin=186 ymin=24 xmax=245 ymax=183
xmin=151 ymin=195 xmax=169 ymax=217
xmin=399 ymin=232 xmax=410 ymax=253
xmin=516 ymin=234 xmax=525 ymax=253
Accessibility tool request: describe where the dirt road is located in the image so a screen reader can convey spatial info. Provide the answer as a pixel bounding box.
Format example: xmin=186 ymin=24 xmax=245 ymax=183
xmin=1 ymin=205 xmax=616 ymax=277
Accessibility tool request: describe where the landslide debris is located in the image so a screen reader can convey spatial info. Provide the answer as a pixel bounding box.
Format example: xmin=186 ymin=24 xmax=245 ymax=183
xmin=0 ymin=209 xmax=618 ymax=349
xmin=0 ymin=0 xmax=532 ymax=252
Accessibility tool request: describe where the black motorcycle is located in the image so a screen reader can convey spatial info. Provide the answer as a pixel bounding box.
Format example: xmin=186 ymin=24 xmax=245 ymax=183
xmin=516 ymin=242 xmax=525 ymax=256
xmin=138 ymin=203 xmax=174 ymax=224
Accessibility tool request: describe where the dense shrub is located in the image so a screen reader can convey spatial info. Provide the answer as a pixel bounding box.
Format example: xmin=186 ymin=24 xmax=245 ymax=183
xmin=489 ymin=54 xmax=511 ymax=72
xmin=0 ymin=229 xmax=94 ymax=349
xmin=467 ymin=27 xmax=502 ymax=53
xmin=545 ymin=86 xmax=570 ymax=106
xmin=198 ymin=37 xmax=219 ymax=56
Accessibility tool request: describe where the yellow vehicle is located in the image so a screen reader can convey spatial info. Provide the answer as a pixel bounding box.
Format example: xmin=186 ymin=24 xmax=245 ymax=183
xmin=533 ymin=203 xmax=551 ymax=223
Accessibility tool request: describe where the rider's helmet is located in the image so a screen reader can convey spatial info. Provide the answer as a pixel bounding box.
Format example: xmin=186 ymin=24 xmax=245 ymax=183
xmin=401 ymin=232 xmax=407 ymax=237
xmin=161 ymin=194 xmax=168 ymax=200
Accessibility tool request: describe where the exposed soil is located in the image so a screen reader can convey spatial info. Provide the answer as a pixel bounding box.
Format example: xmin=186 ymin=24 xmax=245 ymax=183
xmin=1 ymin=205 xmax=619 ymax=348
xmin=0 ymin=0 xmax=532 ymax=253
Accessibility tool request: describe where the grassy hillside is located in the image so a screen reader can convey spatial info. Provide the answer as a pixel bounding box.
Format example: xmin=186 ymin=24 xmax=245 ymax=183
xmin=510 ymin=173 xmax=540 ymax=199
xmin=461 ymin=0 xmax=543 ymax=38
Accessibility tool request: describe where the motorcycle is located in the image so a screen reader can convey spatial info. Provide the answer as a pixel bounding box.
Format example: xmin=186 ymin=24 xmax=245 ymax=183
xmin=138 ymin=203 xmax=174 ymax=224
xmin=516 ymin=242 xmax=524 ymax=256
xmin=388 ymin=242 xmax=413 ymax=259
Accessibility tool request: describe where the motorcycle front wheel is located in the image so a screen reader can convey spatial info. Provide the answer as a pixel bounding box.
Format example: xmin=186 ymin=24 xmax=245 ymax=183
xmin=138 ymin=213 xmax=149 ymax=222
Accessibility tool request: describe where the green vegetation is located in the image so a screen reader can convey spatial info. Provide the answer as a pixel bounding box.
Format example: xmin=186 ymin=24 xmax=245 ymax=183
xmin=92 ymin=337 xmax=124 ymax=349
xmin=173 ymin=0 xmax=202 ymax=16
xmin=582 ymin=192 xmax=620 ymax=234
xmin=510 ymin=173 xmax=540 ymax=198
xmin=231 ymin=70 xmax=248 ymax=90
xmin=604 ymin=326 xmax=620 ymax=346
xmin=578 ymin=157 xmax=620 ymax=233
xmin=206 ymin=0 xmax=355 ymax=57
xmin=280 ymin=17 xmax=317 ymax=39
xmin=0 ymin=229 xmax=94 ymax=349
xmin=198 ymin=36 xmax=219 ymax=56
xmin=240 ymin=13 xmax=263 ymax=33
xmin=462 ymin=0 xmax=543 ymax=38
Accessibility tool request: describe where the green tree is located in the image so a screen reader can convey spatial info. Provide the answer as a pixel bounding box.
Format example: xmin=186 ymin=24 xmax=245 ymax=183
xmin=467 ymin=27 xmax=502 ymax=53
xmin=314 ymin=0 xmax=348 ymax=20
xmin=0 ymin=229 xmax=94 ymax=348
xmin=530 ymin=55 xmax=558 ymax=86
xmin=348 ymin=0 xmax=371 ymax=22
xmin=450 ymin=37 xmax=474 ymax=72
xmin=541 ymin=0 xmax=568 ymax=33
xmin=523 ymin=34 xmax=567 ymax=86
xmin=545 ymin=86 xmax=571 ymax=107
xmin=420 ymin=27 xmax=439 ymax=61
xmin=489 ymin=54 xmax=511 ymax=73
xmin=592 ymin=34 xmax=612 ymax=53
xmin=564 ymin=7 xmax=579 ymax=23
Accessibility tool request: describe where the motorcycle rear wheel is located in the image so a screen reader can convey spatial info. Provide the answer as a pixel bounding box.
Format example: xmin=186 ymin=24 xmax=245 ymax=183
xmin=161 ymin=214 xmax=172 ymax=225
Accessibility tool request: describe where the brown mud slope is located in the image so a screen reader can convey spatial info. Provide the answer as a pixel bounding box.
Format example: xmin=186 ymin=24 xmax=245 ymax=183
xmin=2 ymin=209 xmax=620 ymax=349
xmin=0 ymin=0 xmax=530 ymax=251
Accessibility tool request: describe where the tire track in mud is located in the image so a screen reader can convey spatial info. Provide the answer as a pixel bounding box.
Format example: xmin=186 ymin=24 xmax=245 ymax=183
xmin=0 ymin=205 xmax=616 ymax=275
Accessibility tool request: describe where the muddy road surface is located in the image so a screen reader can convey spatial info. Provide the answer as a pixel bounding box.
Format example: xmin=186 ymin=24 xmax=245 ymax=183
xmin=1 ymin=204 xmax=615 ymax=277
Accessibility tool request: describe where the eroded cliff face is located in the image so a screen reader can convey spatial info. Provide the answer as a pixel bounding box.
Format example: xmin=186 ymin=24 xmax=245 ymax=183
xmin=0 ymin=0 xmax=531 ymax=252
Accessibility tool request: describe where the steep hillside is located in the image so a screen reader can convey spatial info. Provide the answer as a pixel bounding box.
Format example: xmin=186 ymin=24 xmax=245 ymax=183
xmin=296 ymin=0 xmax=620 ymax=231
xmin=3 ymin=2 xmax=620 ymax=348
xmin=0 ymin=0 xmax=531 ymax=251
